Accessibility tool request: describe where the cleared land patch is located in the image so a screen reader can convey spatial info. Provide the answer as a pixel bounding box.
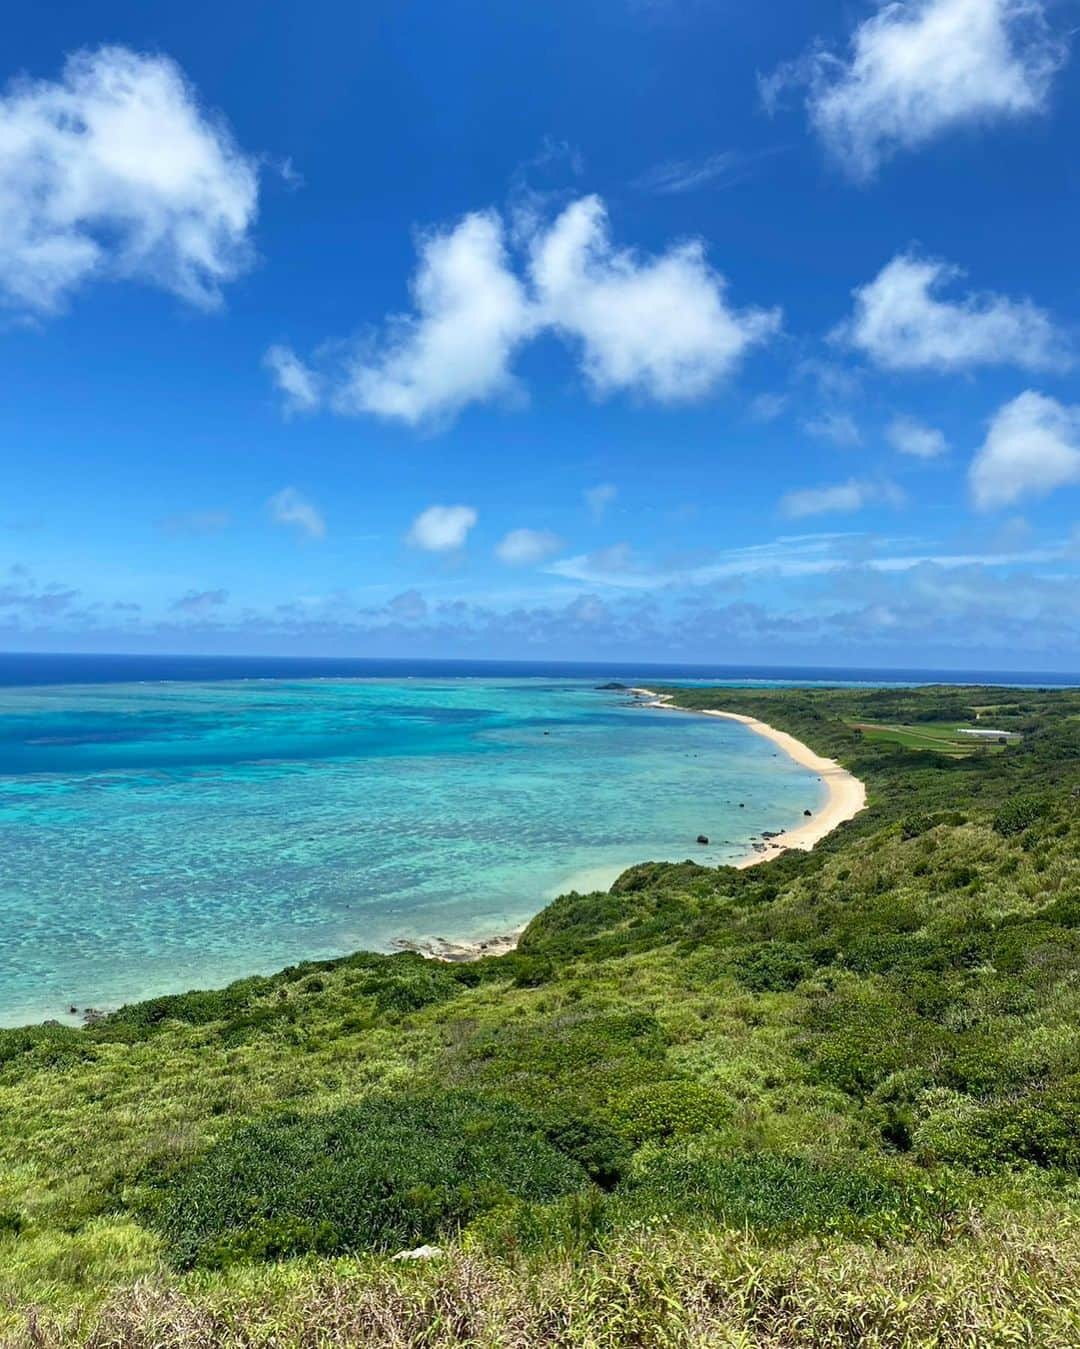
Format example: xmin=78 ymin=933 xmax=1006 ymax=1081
xmin=849 ymin=721 xmax=1014 ymax=755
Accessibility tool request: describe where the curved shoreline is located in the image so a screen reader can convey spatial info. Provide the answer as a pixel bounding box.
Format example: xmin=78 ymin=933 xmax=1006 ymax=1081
xmin=627 ymin=689 xmax=867 ymax=868
xmin=414 ymin=692 xmax=868 ymax=961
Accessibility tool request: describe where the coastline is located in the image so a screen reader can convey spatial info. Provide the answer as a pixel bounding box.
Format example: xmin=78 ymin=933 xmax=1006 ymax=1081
xmin=629 ymin=688 xmax=867 ymax=866
xmin=415 ymin=690 xmax=867 ymax=961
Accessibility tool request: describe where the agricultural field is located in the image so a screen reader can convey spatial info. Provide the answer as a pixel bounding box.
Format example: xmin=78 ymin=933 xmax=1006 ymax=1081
xmin=849 ymin=720 xmax=1017 ymax=755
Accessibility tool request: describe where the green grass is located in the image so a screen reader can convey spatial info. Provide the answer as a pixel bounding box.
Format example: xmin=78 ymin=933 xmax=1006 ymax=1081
xmin=2 ymin=682 xmax=1080 ymax=1346
xmin=850 ymin=720 xmax=1011 ymax=754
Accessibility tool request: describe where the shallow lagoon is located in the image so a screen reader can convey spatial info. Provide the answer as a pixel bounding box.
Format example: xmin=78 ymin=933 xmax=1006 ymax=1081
xmin=0 ymin=679 xmax=824 ymax=1025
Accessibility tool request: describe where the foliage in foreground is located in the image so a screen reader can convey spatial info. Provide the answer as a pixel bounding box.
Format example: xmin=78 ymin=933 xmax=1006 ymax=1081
xmin=1 ymin=683 xmax=1079 ymax=1344
xmin=12 ymin=1216 xmax=1080 ymax=1348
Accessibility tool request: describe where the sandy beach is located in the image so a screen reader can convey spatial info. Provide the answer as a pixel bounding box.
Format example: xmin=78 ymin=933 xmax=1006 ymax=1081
xmin=629 ymin=689 xmax=867 ymax=867
xmin=418 ymin=690 xmax=867 ymax=960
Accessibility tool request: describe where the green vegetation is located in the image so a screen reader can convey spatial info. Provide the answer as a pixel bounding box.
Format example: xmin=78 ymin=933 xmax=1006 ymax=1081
xmin=2 ymin=683 xmax=1080 ymax=1346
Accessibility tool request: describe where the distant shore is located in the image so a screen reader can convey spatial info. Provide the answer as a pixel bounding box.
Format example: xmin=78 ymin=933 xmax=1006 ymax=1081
xmin=409 ymin=690 xmax=867 ymax=962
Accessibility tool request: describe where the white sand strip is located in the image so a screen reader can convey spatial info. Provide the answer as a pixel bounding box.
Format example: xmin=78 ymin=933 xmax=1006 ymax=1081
xmin=629 ymin=688 xmax=867 ymax=866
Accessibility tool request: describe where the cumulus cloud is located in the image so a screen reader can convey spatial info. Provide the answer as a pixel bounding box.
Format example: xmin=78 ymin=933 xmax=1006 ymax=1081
xmin=495 ymin=528 xmax=564 ymax=565
xmin=334 ymin=211 xmax=533 ymax=426
xmin=804 ymin=410 xmax=861 ymax=447
xmin=268 ymin=196 xmax=778 ymax=423
xmin=584 ymin=483 xmax=618 ymax=519
xmin=406 ymin=504 xmax=478 ymax=551
xmin=264 ymin=345 xmax=321 ymax=413
xmin=886 ymin=415 xmax=949 ymax=458
xmin=842 ymin=253 xmax=1066 ymax=372
xmin=780 ymin=478 xmax=905 ymax=519
xmin=0 ymin=45 xmax=259 ymax=315
xmin=267 ymin=486 xmax=326 ymax=539
xmin=764 ymin=0 xmax=1067 ymax=179
xmin=530 ymin=195 xmax=780 ymax=401
xmin=970 ymin=390 xmax=1080 ymax=509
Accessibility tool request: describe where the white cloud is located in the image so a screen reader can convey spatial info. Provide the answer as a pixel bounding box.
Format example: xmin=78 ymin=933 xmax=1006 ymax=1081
xmin=495 ymin=528 xmax=563 ymax=565
xmin=530 ymin=195 xmax=780 ymax=401
xmin=406 ymin=504 xmax=478 ymax=551
xmin=0 ymin=45 xmax=259 ymax=315
xmin=335 ymin=211 xmax=533 ymax=426
xmin=264 ymin=345 xmax=320 ymax=413
xmin=780 ymin=478 xmax=904 ymax=519
xmin=765 ymin=0 xmax=1067 ymax=178
xmin=585 ymin=483 xmax=618 ymax=519
xmin=267 ymin=487 xmax=326 ymax=539
xmin=748 ymin=392 xmax=788 ymax=422
xmin=843 ymin=253 xmax=1066 ymax=372
xmin=804 ymin=411 xmax=861 ymax=447
xmin=970 ymin=390 xmax=1080 ymax=509
xmin=886 ymin=415 xmax=949 ymax=458
xmin=273 ymin=196 xmax=779 ymax=426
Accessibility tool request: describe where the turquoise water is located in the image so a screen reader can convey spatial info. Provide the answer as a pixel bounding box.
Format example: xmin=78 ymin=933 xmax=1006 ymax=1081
xmin=0 ymin=679 xmax=824 ymax=1026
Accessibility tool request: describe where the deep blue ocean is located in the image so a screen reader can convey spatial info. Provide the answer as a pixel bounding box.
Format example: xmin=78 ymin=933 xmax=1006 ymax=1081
xmin=1 ymin=653 xmax=1075 ymax=1028
xmin=1 ymin=653 xmax=1077 ymax=688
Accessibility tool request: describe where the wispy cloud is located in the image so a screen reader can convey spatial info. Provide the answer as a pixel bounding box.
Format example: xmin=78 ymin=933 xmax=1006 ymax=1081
xmin=267 ymin=487 xmax=326 ymax=539
xmin=264 ymin=345 xmax=321 ymax=414
xmin=886 ymin=417 xmax=949 ymax=459
xmin=780 ymin=478 xmax=904 ymax=519
xmin=634 ymin=151 xmax=749 ymax=194
xmin=803 ymin=411 xmax=861 ymax=447
xmin=547 ymin=530 xmax=1059 ymax=590
xmin=585 ymin=483 xmax=618 ymax=519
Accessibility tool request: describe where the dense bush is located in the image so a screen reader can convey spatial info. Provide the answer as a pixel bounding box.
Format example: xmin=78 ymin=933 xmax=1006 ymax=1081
xmin=992 ymin=794 xmax=1048 ymax=837
xmin=616 ymin=1151 xmax=931 ymax=1241
xmin=145 ymin=1093 xmax=592 ymax=1269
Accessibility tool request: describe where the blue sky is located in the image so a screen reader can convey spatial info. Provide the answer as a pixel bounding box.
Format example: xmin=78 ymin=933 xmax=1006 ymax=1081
xmin=3 ymin=0 xmax=1080 ymax=669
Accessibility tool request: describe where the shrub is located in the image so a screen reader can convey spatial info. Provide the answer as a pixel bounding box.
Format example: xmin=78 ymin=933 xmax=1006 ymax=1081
xmin=143 ymin=1092 xmax=592 ymax=1269
xmin=724 ymin=940 xmax=816 ymax=992
xmin=916 ymin=1082 xmax=1080 ymax=1172
xmin=0 ymin=1023 xmax=93 ymax=1068
xmin=993 ymin=795 xmax=1047 ymax=837
xmin=900 ymin=813 xmax=935 ymax=841
xmin=616 ymin=1151 xmax=924 ymax=1241
xmin=609 ymin=1080 xmax=731 ymax=1147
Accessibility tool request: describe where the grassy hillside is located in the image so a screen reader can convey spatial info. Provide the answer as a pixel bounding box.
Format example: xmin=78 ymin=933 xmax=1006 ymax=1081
xmin=2 ymin=684 xmax=1080 ymax=1346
